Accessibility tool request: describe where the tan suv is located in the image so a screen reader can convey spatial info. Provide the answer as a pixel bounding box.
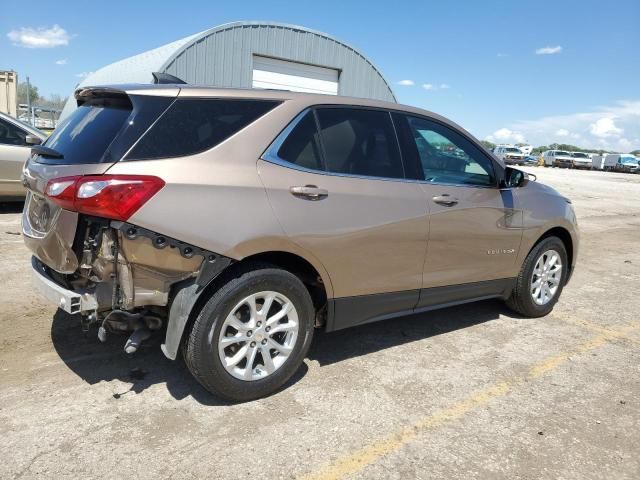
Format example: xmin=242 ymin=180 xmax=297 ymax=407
xmin=22 ymin=84 xmax=579 ymax=401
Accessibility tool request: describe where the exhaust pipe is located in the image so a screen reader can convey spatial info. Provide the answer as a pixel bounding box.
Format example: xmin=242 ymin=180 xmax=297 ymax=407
xmin=124 ymin=327 xmax=153 ymax=354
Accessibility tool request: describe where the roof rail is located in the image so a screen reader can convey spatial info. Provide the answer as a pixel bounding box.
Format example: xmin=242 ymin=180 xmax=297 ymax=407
xmin=152 ymin=72 xmax=187 ymax=85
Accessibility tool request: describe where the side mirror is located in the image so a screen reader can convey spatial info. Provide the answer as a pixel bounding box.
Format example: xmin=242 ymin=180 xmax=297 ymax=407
xmin=25 ymin=134 xmax=42 ymax=146
xmin=501 ymin=167 xmax=529 ymax=188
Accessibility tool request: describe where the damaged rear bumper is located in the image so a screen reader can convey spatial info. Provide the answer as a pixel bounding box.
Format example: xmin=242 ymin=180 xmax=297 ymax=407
xmin=31 ymin=256 xmax=98 ymax=315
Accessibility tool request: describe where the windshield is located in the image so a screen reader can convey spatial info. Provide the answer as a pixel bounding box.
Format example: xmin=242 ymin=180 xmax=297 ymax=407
xmin=506 ymin=147 xmax=521 ymax=153
xmin=621 ymin=156 xmax=638 ymax=165
xmin=555 ymin=151 xmax=571 ymax=156
xmin=572 ymin=152 xmax=589 ymax=158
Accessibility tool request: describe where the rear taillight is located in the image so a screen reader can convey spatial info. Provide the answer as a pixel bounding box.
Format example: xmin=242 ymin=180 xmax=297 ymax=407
xmin=45 ymin=175 xmax=165 ymax=221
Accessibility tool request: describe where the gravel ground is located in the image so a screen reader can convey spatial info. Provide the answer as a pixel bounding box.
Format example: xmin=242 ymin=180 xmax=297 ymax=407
xmin=1 ymin=167 xmax=639 ymax=480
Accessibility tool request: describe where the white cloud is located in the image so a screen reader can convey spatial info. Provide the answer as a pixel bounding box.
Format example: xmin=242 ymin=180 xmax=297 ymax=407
xmin=7 ymin=24 xmax=71 ymax=48
xmin=555 ymin=128 xmax=570 ymax=137
xmin=55 ymin=59 xmax=67 ymax=65
xmin=75 ymin=71 xmax=94 ymax=79
xmin=396 ymin=79 xmax=414 ymax=86
xmin=497 ymin=53 xmax=509 ymax=58
xmin=589 ymin=117 xmax=623 ymax=138
xmin=486 ymin=127 xmax=526 ymax=144
xmin=422 ymin=83 xmax=452 ymax=91
xmin=535 ymin=45 xmax=562 ymax=55
xmin=483 ymin=100 xmax=640 ymax=152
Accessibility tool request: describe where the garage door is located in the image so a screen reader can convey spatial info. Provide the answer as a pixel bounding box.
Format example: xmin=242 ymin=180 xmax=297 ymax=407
xmin=252 ymin=56 xmax=339 ymax=95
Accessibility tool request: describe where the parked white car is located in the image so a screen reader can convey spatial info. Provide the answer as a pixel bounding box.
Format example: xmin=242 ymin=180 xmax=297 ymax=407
xmin=543 ymin=150 xmax=574 ymax=168
xmin=570 ymin=152 xmax=592 ymax=170
xmin=494 ymin=146 xmax=526 ymax=165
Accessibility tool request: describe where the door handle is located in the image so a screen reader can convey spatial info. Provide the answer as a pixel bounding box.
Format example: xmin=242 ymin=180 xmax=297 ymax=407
xmin=290 ymin=185 xmax=329 ymax=201
xmin=432 ymin=194 xmax=458 ymax=207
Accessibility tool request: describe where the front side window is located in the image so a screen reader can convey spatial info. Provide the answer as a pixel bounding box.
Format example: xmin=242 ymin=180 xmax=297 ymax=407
xmin=128 ymin=98 xmax=280 ymax=160
xmin=315 ymin=107 xmax=404 ymax=179
xmin=0 ymin=118 xmax=28 ymax=146
xmin=399 ymin=115 xmax=495 ymax=186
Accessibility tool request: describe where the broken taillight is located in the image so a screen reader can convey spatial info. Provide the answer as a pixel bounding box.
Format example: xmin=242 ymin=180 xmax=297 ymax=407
xmin=45 ymin=175 xmax=165 ymax=221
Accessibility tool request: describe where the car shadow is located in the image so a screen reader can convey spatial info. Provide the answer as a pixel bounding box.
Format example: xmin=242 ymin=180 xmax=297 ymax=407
xmin=0 ymin=201 xmax=25 ymax=214
xmin=308 ymin=299 xmax=504 ymax=366
xmin=51 ymin=299 xmax=507 ymax=404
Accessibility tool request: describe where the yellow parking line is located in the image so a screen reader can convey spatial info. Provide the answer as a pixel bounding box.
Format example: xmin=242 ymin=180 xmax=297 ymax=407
xmin=554 ymin=314 xmax=640 ymax=346
xmin=300 ymin=321 xmax=640 ymax=480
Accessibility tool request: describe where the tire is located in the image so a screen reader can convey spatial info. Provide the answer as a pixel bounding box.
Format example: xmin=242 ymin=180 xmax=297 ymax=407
xmin=184 ymin=265 xmax=315 ymax=402
xmin=506 ymin=236 xmax=568 ymax=317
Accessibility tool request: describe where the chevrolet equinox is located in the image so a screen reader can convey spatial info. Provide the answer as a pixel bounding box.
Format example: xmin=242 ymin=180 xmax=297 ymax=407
xmin=22 ymin=84 xmax=579 ymax=401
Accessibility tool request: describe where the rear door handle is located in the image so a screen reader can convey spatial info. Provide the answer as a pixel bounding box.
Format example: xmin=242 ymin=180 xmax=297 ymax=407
xmin=432 ymin=194 xmax=458 ymax=207
xmin=290 ymin=185 xmax=329 ymax=201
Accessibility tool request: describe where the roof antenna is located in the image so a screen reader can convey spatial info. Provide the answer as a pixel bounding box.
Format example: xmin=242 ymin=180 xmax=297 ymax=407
xmin=152 ymin=72 xmax=187 ymax=85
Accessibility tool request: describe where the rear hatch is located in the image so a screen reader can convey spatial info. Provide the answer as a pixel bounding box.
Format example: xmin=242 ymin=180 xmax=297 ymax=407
xmin=22 ymin=86 xmax=178 ymax=273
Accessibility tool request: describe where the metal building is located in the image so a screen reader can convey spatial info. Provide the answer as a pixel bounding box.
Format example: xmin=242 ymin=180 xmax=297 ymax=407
xmin=61 ymin=21 xmax=396 ymax=119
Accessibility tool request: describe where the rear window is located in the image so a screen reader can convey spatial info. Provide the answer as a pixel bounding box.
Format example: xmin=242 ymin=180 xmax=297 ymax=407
xmin=126 ymin=98 xmax=280 ymax=160
xmin=43 ymin=98 xmax=132 ymax=164
xmin=38 ymin=94 xmax=172 ymax=165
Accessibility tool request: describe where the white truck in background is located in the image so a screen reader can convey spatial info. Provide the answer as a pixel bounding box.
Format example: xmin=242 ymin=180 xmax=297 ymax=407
xmin=604 ymin=154 xmax=639 ymax=173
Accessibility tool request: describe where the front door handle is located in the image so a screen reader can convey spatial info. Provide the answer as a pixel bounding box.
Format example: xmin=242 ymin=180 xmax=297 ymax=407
xmin=432 ymin=194 xmax=458 ymax=207
xmin=290 ymin=185 xmax=329 ymax=201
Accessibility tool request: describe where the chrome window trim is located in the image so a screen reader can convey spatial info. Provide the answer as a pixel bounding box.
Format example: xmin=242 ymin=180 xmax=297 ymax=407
xmin=261 ymin=107 xmax=499 ymax=189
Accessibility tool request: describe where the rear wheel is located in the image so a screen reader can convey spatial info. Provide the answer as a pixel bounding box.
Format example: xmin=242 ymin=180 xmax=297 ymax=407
xmin=506 ymin=236 xmax=567 ymax=317
xmin=184 ymin=266 xmax=315 ymax=402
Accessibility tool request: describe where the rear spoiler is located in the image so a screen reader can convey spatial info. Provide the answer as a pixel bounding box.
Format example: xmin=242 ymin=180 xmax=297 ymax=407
xmin=75 ymin=87 xmax=130 ymax=107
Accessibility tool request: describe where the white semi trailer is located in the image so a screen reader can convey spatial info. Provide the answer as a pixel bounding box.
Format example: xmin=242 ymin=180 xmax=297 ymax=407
xmin=0 ymin=71 xmax=18 ymax=117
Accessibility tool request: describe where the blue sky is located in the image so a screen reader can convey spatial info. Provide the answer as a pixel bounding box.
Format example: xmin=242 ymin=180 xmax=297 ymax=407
xmin=1 ymin=0 xmax=639 ymax=151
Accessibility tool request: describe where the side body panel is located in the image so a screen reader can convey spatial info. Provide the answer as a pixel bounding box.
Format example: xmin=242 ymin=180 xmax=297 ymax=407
xmin=257 ymin=159 xmax=429 ymax=299
xmin=419 ymin=184 xmax=523 ymax=290
xmin=0 ymin=143 xmax=30 ymax=197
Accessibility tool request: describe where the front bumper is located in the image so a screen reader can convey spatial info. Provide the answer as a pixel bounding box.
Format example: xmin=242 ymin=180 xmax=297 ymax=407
xmin=31 ymin=256 xmax=98 ymax=315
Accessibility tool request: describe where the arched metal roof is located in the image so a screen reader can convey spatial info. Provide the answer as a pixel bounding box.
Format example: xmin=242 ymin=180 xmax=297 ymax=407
xmin=61 ymin=21 xmax=396 ymax=119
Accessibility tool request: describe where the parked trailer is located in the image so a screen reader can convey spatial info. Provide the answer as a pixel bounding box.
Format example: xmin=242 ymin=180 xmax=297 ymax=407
xmin=591 ymin=154 xmax=606 ymax=170
xmin=0 ymin=71 xmax=18 ymax=117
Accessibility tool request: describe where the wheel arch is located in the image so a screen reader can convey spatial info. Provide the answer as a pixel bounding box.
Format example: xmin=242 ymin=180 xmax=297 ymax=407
xmin=162 ymin=246 xmax=332 ymax=361
xmin=533 ymin=226 xmax=575 ymax=282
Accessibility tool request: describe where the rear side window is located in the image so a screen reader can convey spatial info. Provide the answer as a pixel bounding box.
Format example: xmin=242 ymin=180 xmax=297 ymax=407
xmin=315 ymin=108 xmax=404 ymax=179
xmin=277 ymin=111 xmax=323 ymax=170
xmin=127 ymin=98 xmax=279 ymax=160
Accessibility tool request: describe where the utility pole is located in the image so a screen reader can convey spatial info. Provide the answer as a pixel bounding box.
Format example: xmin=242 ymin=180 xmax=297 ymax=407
xmin=26 ymin=76 xmax=33 ymax=126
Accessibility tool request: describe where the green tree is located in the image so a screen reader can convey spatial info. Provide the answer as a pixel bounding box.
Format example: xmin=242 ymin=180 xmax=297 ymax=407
xmin=480 ymin=140 xmax=496 ymax=151
xmin=17 ymin=82 xmax=40 ymax=105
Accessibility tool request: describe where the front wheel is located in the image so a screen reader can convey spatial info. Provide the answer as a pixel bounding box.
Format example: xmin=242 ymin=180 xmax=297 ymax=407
xmin=506 ymin=236 xmax=568 ymax=317
xmin=184 ymin=266 xmax=315 ymax=402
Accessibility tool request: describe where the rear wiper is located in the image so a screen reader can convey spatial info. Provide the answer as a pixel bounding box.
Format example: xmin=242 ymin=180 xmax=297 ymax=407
xmin=31 ymin=145 xmax=64 ymax=159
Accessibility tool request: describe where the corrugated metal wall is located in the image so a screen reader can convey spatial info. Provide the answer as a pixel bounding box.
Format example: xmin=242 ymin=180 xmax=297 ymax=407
xmin=162 ymin=23 xmax=396 ymax=102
